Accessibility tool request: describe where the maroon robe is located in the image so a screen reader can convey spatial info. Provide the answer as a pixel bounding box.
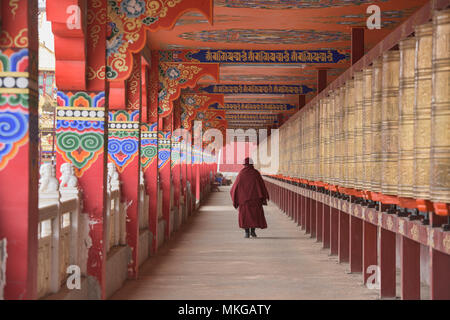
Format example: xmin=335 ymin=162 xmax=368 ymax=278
xmin=230 ymin=165 xmax=269 ymax=229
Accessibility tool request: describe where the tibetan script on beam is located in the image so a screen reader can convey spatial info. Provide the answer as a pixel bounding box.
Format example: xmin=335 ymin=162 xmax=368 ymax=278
xmin=161 ymin=49 xmax=349 ymax=64
xmin=199 ymin=84 xmax=314 ymax=95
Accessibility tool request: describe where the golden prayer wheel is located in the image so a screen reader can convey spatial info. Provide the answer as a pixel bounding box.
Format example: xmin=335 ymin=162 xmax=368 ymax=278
xmin=345 ymin=79 xmax=356 ymax=189
xmin=398 ymin=37 xmax=417 ymax=199
xmin=329 ymin=90 xmax=336 ymax=187
xmin=381 ymin=50 xmax=400 ymax=196
xmin=430 ymin=9 xmax=450 ymax=206
xmin=371 ymin=57 xmax=383 ymax=194
xmin=308 ymin=106 xmax=314 ymax=181
xmin=354 ymin=71 xmax=364 ymax=191
xmin=305 ymin=108 xmax=311 ymax=181
xmin=294 ymin=117 xmax=299 ymax=178
xmin=318 ymin=99 xmax=325 ymax=183
xmin=313 ymin=104 xmax=320 ymax=182
xmin=325 ymin=95 xmax=330 ymax=184
xmin=301 ymin=112 xmax=304 ymax=179
xmin=362 ymin=67 xmax=373 ymax=192
xmin=336 ymin=86 xmax=345 ymax=188
xmin=310 ymin=105 xmax=314 ymax=181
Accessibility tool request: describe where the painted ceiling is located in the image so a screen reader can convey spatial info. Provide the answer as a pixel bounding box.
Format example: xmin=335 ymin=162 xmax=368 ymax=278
xmin=147 ymin=0 xmax=429 ymax=128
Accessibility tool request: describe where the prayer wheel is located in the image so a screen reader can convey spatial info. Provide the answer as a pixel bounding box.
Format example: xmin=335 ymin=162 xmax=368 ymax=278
xmin=325 ymin=95 xmax=330 ymax=185
xmin=313 ymin=104 xmax=320 ymax=182
xmin=309 ymin=106 xmax=315 ymax=181
xmin=279 ymin=125 xmax=285 ymax=175
xmin=345 ymin=79 xmax=356 ymax=189
xmin=288 ymin=121 xmax=292 ymax=176
xmin=302 ymin=111 xmax=306 ymax=179
xmin=296 ymin=115 xmax=301 ymax=178
xmin=319 ymin=99 xmax=325 ymax=182
xmin=329 ymin=90 xmax=337 ymax=187
xmin=336 ymin=86 xmax=345 ymax=188
xmin=398 ymin=37 xmax=417 ymax=199
xmin=381 ymin=50 xmax=400 ymax=196
xmin=362 ymin=67 xmax=373 ymax=192
xmin=305 ymin=108 xmax=311 ymax=181
xmin=354 ymin=71 xmax=364 ymax=191
xmin=430 ymin=9 xmax=450 ymax=208
xmin=371 ymin=57 xmax=383 ymax=193
xmin=340 ymin=84 xmax=349 ymax=188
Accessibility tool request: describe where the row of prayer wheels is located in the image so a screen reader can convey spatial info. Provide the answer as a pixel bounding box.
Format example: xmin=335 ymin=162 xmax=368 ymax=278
xmin=275 ymin=9 xmax=449 ymax=214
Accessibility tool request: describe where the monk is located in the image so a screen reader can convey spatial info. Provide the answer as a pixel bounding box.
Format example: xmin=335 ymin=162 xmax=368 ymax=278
xmin=230 ymin=157 xmax=269 ymax=238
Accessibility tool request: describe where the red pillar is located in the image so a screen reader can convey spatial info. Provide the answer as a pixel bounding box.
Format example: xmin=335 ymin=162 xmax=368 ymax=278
xmin=159 ymin=115 xmax=172 ymax=239
xmin=300 ymin=189 xmax=309 ymax=232
xmin=310 ymin=198 xmax=317 ymax=238
xmin=316 ymin=201 xmax=323 ymax=242
xmin=317 ymin=69 xmax=328 ymax=94
xmin=322 ymin=204 xmax=331 ymax=249
xmin=330 ymin=207 xmax=339 ymax=255
xmin=349 ymin=216 xmax=363 ymax=273
xmin=108 ymin=54 xmax=142 ymax=279
xmin=305 ymin=196 xmax=311 ymax=234
xmin=351 ymin=27 xmax=365 ymax=65
xmin=363 ymin=220 xmax=378 ymax=284
xmin=171 ymin=101 xmax=182 ymax=216
xmin=0 ymin=0 xmax=38 ymax=299
xmin=379 ymin=228 xmax=396 ymax=298
xmin=431 ymin=249 xmax=450 ymax=300
xmin=49 ymin=0 xmax=109 ymax=299
xmin=400 ymin=236 xmax=420 ymax=300
xmin=142 ymin=122 xmax=158 ymax=253
xmin=338 ymin=210 xmax=349 ymax=263
xmin=195 ymin=148 xmax=201 ymax=203
xmin=298 ymin=94 xmax=306 ymax=110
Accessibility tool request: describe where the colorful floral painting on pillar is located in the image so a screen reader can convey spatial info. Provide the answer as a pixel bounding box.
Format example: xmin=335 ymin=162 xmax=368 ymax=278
xmin=55 ymin=91 xmax=106 ymax=177
xmin=141 ymin=122 xmax=158 ymax=171
xmin=0 ymin=49 xmax=30 ymax=170
xmin=108 ymin=110 xmax=140 ymax=172
xmin=158 ymin=131 xmax=172 ymax=169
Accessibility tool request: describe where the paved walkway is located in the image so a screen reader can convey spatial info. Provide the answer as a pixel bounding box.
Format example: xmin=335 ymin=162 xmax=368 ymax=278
xmin=111 ymin=186 xmax=378 ymax=300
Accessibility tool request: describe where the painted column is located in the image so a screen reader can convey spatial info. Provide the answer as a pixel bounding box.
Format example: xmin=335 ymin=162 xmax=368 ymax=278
xmin=145 ymin=51 xmax=159 ymax=253
xmin=49 ymin=0 xmax=109 ymax=299
xmin=159 ymin=116 xmax=172 ymax=239
xmin=141 ymin=122 xmax=158 ymax=253
xmin=171 ymin=102 xmax=182 ymax=226
xmin=0 ymin=0 xmax=39 ymax=300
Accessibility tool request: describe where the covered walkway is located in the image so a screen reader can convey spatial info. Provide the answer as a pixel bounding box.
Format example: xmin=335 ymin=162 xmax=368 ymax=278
xmin=112 ymin=186 xmax=377 ymax=300
xmin=1 ymin=0 xmax=449 ymax=301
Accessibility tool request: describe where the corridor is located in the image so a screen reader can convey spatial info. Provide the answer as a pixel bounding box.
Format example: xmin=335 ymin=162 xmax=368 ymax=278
xmin=112 ymin=187 xmax=377 ymax=300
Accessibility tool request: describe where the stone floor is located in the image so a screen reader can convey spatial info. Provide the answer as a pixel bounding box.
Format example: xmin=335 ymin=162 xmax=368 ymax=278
xmin=111 ymin=186 xmax=379 ymax=300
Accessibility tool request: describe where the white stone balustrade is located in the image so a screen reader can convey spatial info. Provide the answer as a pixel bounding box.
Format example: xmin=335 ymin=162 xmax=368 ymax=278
xmin=106 ymin=163 xmax=126 ymax=253
xmin=37 ymin=163 xmax=83 ymax=299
